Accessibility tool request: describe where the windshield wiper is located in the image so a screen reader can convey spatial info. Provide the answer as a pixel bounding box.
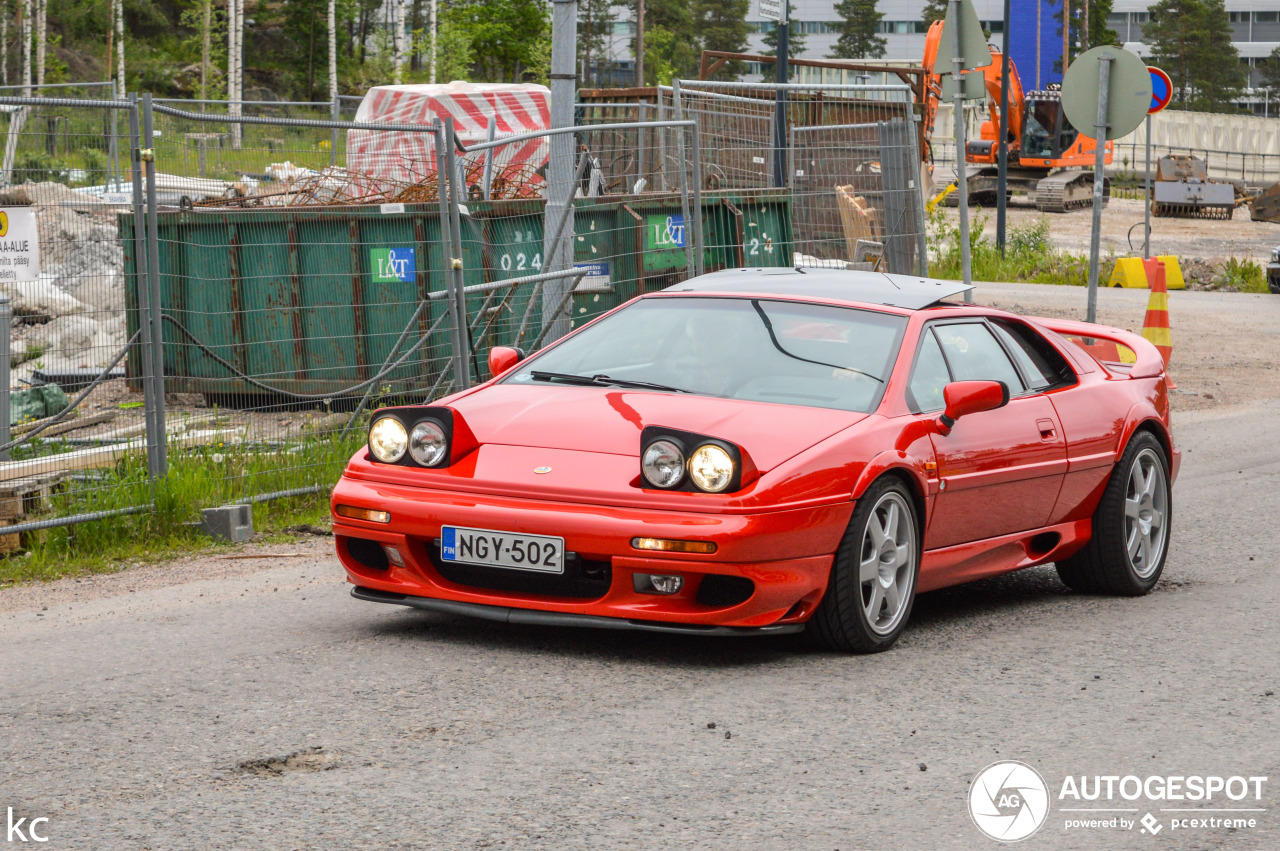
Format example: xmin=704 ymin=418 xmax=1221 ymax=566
xmin=529 ymin=371 xmax=689 ymax=393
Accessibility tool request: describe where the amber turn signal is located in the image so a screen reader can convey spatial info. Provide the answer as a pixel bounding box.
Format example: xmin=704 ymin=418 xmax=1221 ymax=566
xmin=631 ymin=537 xmax=717 ymax=554
xmin=336 ymin=505 xmax=391 ymax=524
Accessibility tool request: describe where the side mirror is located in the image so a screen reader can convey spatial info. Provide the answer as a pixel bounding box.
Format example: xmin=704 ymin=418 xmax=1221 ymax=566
xmin=487 ymin=346 xmax=524 ymax=378
xmin=935 ymin=380 xmax=1009 ymax=436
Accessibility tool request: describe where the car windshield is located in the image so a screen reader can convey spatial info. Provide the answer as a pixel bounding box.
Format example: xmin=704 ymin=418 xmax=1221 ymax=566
xmin=505 ymin=296 xmax=908 ymax=413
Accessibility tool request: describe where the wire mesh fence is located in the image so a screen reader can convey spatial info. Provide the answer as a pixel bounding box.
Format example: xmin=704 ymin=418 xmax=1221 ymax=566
xmin=0 ymin=95 xmax=147 ymax=550
xmin=0 ymin=87 xmax=930 ymax=555
xmin=670 ymin=81 xmax=928 ymax=274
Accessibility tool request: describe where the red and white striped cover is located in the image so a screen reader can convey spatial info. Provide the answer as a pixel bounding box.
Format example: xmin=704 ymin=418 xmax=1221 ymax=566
xmin=346 ymin=82 xmax=551 ymax=184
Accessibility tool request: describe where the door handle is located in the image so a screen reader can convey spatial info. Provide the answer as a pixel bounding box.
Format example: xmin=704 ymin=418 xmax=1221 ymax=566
xmin=1037 ymin=418 xmax=1057 ymax=440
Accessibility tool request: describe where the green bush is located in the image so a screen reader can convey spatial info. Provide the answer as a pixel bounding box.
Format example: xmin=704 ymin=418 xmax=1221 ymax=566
xmin=15 ymin=153 xmax=67 ymax=183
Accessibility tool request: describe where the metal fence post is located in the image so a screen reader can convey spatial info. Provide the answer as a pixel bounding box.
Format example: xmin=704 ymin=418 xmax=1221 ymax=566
xmin=128 ymin=93 xmax=162 ymax=481
xmin=482 ymin=114 xmax=496 ymax=200
xmin=330 ymin=96 xmax=339 ymax=167
xmin=672 ymin=81 xmax=696 ymax=279
xmin=435 ymin=121 xmax=469 ymax=392
xmin=141 ymin=93 xmax=168 ymax=475
xmin=109 ymin=80 xmax=122 ymax=191
xmin=443 ymin=118 xmax=472 ymax=388
xmin=0 ymin=294 xmax=9 ymax=463
xmin=690 ymin=117 xmax=705 ymax=277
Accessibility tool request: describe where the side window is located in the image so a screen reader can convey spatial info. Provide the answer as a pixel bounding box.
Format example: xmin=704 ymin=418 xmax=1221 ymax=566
xmin=907 ymin=329 xmax=951 ymax=413
xmin=992 ymin=320 xmax=1076 ymax=391
xmin=933 ymin=322 xmax=1024 ymax=392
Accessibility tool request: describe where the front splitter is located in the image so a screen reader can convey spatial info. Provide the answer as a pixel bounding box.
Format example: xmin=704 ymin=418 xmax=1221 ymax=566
xmin=350 ymin=586 xmax=805 ymax=637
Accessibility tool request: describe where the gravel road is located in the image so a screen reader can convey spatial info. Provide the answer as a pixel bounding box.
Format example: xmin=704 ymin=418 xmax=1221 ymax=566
xmin=1 ymin=283 xmax=1277 ymax=850
xmin=941 ymin=196 xmax=1280 ymax=263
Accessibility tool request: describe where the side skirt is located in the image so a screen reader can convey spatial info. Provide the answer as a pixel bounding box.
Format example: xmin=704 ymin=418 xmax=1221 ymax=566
xmin=917 ymin=519 xmax=1092 ymax=593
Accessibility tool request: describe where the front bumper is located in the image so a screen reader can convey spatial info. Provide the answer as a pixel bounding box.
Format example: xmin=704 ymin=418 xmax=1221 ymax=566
xmin=332 ymin=475 xmax=852 ymax=630
xmin=1267 ymin=262 xmax=1280 ymax=294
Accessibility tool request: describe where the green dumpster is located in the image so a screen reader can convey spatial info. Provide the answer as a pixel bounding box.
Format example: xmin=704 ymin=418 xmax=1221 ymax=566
xmin=120 ymin=189 xmax=792 ymax=398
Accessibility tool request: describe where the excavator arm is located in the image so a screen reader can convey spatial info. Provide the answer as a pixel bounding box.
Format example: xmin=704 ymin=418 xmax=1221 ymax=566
xmin=979 ymin=47 xmax=1023 ymax=153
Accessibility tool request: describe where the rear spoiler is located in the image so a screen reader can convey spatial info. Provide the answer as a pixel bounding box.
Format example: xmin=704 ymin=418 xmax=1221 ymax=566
xmin=1030 ymin=317 xmax=1166 ymax=379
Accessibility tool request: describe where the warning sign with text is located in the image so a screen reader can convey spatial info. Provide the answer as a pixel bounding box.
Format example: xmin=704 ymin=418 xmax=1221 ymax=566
xmin=0 ymin=207 xmax=40 ymax=282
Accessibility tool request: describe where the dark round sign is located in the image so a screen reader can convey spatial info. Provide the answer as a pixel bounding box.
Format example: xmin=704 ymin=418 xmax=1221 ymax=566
xmin=1149 ymin=66 xmax=1173 ymax=114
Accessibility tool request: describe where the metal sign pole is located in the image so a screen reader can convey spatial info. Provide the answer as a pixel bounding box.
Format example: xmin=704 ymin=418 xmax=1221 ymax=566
xmin=950 ymin=0 xmax=972 ymax=296
xmin=1086 ymin=55 xmax=1113 ymax=324
xmin=773 ymin=1 xmax=789 ymax=189
xmin=996 ymin=0 xmax=1011 ymax=256
xmin=1143 ymin=112 xmax=1152 ymax=259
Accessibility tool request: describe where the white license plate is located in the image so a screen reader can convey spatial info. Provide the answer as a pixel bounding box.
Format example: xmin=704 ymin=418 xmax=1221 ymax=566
xmin=440 ymin=526 xmax=564 ymax=574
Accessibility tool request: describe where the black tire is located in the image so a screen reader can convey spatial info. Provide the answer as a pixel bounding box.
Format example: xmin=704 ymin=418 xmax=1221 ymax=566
xmin=809 ymin=478 xmax=921 ymax=653
xmin=1056 ymin=431 xmax=1172 ymax=596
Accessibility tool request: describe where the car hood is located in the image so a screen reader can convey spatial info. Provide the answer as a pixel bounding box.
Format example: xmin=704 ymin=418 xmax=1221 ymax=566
xmin=450 ymin=384 xmax=865 ymax=472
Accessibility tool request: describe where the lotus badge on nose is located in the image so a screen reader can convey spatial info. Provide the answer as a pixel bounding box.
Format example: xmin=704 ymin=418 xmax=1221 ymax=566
xmin=534 ymin=466 xmax=552 ymax=474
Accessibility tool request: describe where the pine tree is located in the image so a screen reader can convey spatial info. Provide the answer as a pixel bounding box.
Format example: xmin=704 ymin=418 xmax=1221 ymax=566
xmin=638 ymin=0 xmax=698 ymax=83
xmin=695 ymin=0 xmax=750 ymax=79
xmin=761 ymin=2 xmax=807 ymax=57
xmin=921 ymin=0 xmax=948 ymax=26
xmin=1144 ymin=0 xmax=1245 ymax=111
xmin=1260 ymin=46 xmax=1280 ymax=89
xmin=832 ymin=0 xmax=886 ymax=59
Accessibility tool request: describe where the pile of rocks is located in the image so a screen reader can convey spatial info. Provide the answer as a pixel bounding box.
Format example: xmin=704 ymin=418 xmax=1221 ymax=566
xmin=2 ymin=182 xmax=128 ymax=382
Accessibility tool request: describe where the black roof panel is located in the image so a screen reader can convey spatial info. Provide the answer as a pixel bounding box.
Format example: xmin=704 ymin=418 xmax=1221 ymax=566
xmin=665 ymin=267 xmax=974 ymax=310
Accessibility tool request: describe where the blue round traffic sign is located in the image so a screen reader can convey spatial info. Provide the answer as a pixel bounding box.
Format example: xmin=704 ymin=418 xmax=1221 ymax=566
xmin=1149 ymin=66 xmax=1173 ymax=114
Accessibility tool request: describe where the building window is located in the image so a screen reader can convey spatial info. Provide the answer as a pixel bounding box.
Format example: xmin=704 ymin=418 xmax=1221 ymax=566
xmin=612 ymin=21 xmax=635 ymax=36
xmin=1131 ymin=12 xmax=1149 ymax=23
xmin=1256 ymin=11 xmax=1279 ymax=22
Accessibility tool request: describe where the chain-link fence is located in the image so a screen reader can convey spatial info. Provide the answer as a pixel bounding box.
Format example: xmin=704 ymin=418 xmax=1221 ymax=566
xmin=669 ymin=81 xmax=928 ymax=274
xmin=0 ymin=87 xmax=932 ymax=555
xmin=0 ymin=94 xmax=148 ymax=551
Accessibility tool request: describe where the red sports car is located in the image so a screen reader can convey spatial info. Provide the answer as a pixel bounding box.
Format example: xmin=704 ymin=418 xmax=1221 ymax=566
xmin=331 ymin=268 xmax=1178 ymax=652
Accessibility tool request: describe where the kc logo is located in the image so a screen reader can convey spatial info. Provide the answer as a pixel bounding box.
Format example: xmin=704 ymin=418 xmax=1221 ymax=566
xmin=6 ymin=808 xmax=48 ymax=843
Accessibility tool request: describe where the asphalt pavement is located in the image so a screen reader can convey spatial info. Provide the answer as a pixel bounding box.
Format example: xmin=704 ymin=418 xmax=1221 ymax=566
xmin=1 ymin=324 xmax=1278 ymax=850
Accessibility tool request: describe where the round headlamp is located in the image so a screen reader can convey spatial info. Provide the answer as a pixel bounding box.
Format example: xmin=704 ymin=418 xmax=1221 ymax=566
xmin=368 ymin=416 xmax=408 ymax=463
xmin=642 ymin=439 xmax=685 ymax=488
xmin=409 ymin=419 xmax=448 ymax=467
xmin=689 ymin=444 xmax=735 ymax=493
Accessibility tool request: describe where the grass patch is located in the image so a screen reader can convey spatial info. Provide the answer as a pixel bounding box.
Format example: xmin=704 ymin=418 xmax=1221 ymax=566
xmin=929 ymin=207 xmax=1103 ymax=286
xmin=0 ymin=428 xmax=364 ymax=585
xmin=1212 ymin=257 xmax=1267 ymax=293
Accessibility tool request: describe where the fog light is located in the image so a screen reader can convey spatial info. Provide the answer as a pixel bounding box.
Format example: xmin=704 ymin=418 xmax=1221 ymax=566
xmin=382 ymin=545 xmax=405 ymax=568
xmin=336 ymin=505 xmax=391 ymax=523
xmin=634 ymin=573 xmax=684 ymax=595
xmin=631 ymin=537 xmax=717 ymax=554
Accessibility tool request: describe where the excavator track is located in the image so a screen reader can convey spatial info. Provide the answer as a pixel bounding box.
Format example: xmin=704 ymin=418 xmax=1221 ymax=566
xmin=1034 ymin=172 xmax=1110 ymax=213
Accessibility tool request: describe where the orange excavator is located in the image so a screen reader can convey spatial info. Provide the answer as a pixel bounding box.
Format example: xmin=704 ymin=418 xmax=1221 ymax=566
xmin=922 ymin=20 xmax=1112 ymax=212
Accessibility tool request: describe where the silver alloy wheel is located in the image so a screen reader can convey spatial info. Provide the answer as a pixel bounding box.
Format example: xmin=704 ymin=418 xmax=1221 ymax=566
xmin=1124 ymin=447 xmax=1169 ymax=579
xmin=859 ymin=491 xmax=915 ymax=635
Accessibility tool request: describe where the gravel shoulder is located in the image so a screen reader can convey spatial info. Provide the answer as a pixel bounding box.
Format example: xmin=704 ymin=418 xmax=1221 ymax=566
xmin=942 ymin=196 xmax=1280 ymax=263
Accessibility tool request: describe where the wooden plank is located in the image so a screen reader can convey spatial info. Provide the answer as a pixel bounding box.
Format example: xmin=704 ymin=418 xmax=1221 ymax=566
xmin=0 ymin=429 xmax=232 ymax=482
xmin=13 ymin=410 xmax=118 ymax=439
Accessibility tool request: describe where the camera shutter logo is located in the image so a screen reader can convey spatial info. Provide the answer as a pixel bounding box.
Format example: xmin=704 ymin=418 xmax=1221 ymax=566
xmin=969 ymin=761 xmax=1051 ymax=842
